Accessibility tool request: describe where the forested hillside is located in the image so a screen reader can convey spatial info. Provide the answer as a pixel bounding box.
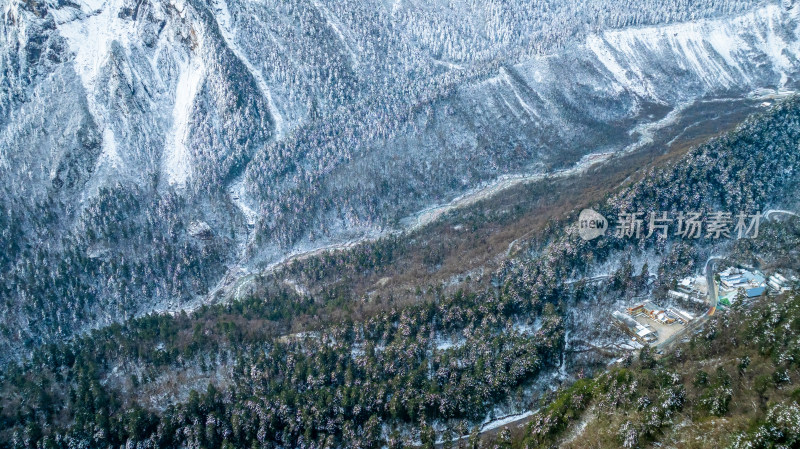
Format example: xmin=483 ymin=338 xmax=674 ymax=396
xmin=2 ymin=0 xmax=799 ymax=362
xmin=501 ymin=291 xmax=800 ymax=448
xmin=1 ymin=93 xmax=799 ymax=447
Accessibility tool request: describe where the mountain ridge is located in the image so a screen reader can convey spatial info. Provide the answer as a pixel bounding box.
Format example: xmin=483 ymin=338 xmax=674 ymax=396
xmin=1 ymin=0 xmax=798 ymax=361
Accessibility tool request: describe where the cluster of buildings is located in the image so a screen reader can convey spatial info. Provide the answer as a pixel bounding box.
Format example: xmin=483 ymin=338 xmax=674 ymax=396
xmin=715 ymin=267 xmax=794 ymax=306
xmin=613 ymin=302 xmax=695 ymax=345
xmin=667 ymin=275 xmax=707 ymax=305
xmin=717 ymin=267 xmax=766 ymax=306
xmin=767 ymin=272 xmax=793 ymax=294
xmin=610 ymin=264 xmax=795 ymax=352
xmin=612 ymin=310 xmax=657 ymax=344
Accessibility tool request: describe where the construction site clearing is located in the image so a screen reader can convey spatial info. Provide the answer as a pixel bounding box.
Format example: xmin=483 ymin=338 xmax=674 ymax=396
xmin=609 ymin=267 xmax=797 ymax=364
xmin=613 ymin=268 xmax=796 ymax=348
xmin=613 ymin=301 xmax=696 ymax=347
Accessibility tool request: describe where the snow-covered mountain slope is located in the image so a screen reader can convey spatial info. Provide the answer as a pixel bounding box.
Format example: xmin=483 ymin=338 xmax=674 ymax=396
xmin=463 ymin=2 xmax=799 ymax=158
xmin=0 ymin=0 xmax=797 ymax=359
xmin=241 ymin=2 xmax=800 ymax=265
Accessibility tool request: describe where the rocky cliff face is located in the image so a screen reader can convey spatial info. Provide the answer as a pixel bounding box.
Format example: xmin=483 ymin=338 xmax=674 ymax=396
xmin=0 ymin=0 xmax=797 ymax=358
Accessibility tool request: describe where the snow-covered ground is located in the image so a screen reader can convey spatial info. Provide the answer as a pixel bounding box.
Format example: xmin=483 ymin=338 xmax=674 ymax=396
xmin=210 ymin=0 xmax=287 ymax=139
xmin=55 ymin=0 xmax=137 ymax=179
xmin=162 ymin=55 xmax=204 ymax=188
xmin=55 ymin=0 xmax=134 ymax=110
xmin=228 ymin=178 xmax=258 ymax=229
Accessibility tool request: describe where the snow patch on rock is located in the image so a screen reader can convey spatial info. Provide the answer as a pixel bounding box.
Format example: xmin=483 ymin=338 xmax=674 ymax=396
xmin=56 ymin=0 xmax=135 ymax=120
xmin=98 ymin=127 xmax=123 ymax=170
xmin=162 ymin=55 xmax=204 ymax=188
